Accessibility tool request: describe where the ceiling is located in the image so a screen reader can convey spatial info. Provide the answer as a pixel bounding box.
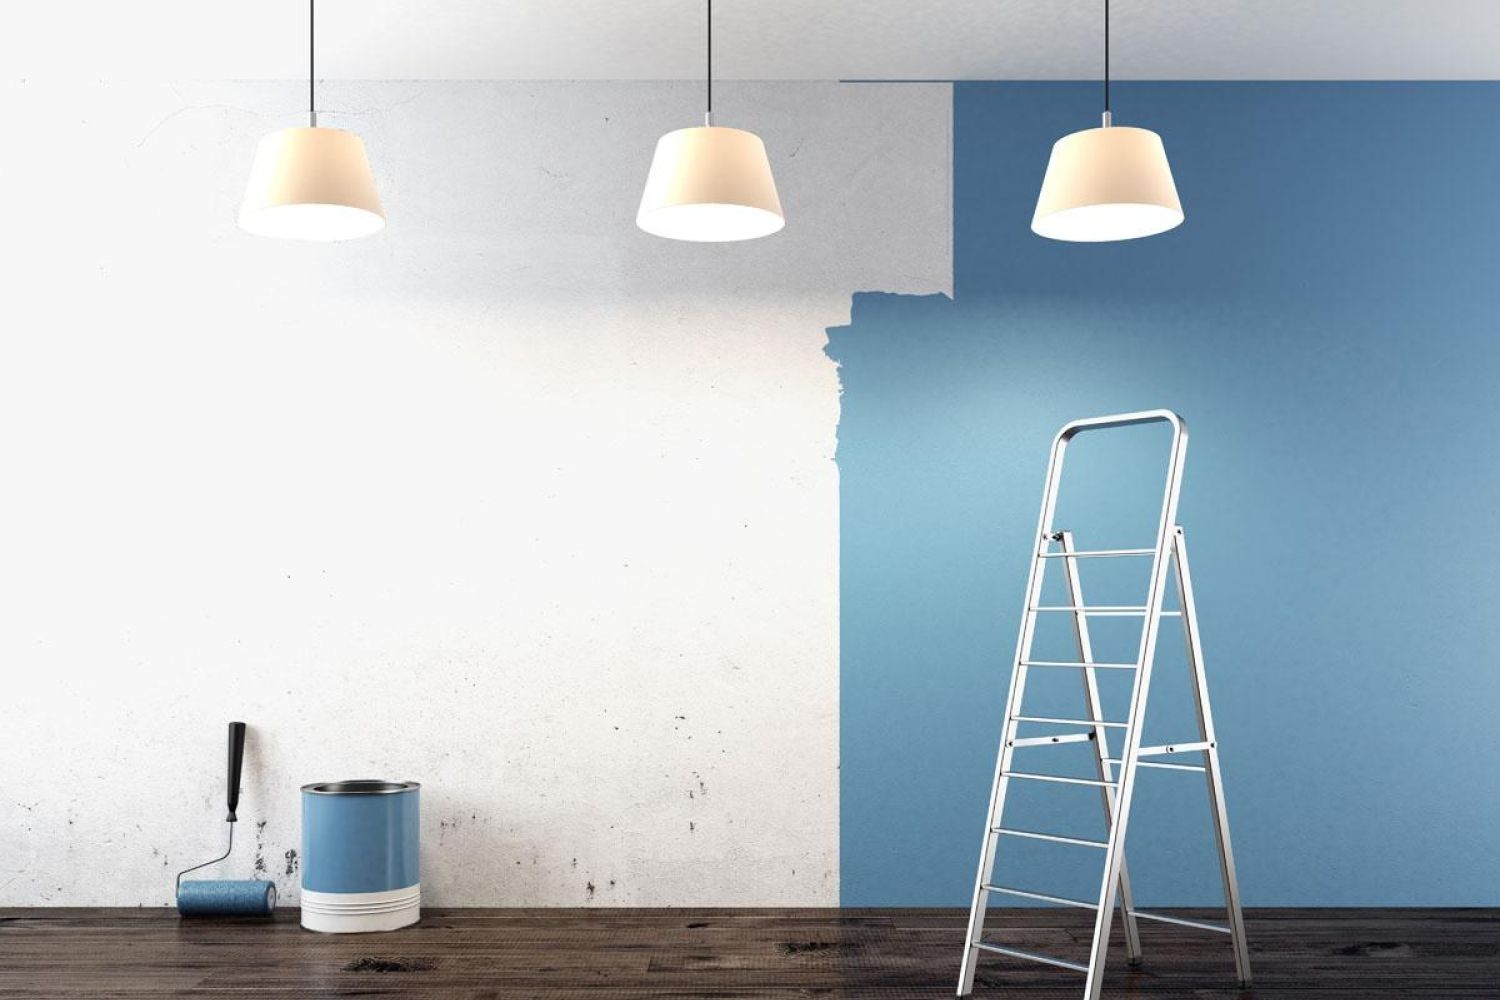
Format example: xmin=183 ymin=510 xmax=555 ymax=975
xmin=7 ymin=1 xmax=1498 ymax=81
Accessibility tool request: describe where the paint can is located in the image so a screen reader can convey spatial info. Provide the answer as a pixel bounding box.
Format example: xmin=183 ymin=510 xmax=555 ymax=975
xmin=300 ymin=780 xmax=420 ymax=933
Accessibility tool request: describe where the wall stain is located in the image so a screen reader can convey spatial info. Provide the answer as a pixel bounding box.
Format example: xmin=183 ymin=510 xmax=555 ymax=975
xmin=283 ymin=848 xmax=299 ymax=877
xmin=438 ymin=812 xmax=485 ymax=845
xmin=252 ymin=820 xmax=267 ymax=876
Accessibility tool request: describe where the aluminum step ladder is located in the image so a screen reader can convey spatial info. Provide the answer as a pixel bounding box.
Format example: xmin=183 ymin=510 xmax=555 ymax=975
xmin=956 ymin=410 xmax=1251 ymax=999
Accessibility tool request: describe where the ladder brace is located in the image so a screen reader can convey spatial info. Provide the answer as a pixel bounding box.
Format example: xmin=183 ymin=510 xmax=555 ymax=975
xmin=1008 ymin=732 xmax=1095 ymax=748
xmin=1137 ymin=741 xmax=1213 ymax=757
xmin=1129 ymin=909 xmax=1232 ymax=935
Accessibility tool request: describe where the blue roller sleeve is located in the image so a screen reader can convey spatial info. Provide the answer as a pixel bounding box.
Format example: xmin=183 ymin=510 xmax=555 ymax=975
xmin=176 ymin=879 xmax=277 ymax=916
xmin=302 ymin=787 xmax=420 ymax=893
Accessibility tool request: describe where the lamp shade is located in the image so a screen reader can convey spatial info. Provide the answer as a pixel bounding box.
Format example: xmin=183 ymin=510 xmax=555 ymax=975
xmin=637 ymin=125 xmax=783 ymax=242
xmin=1032 ymin=124 xmax=1183 ymax=242
xmin=239 ymin=126 xmax=384 ymax=241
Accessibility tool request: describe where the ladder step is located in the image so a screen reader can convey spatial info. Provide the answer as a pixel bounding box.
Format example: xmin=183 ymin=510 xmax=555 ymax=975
xmin=1030 ymin=605 xmax=1183 ymax=617
xmin=983 ymin=884 xmax=1099 ymax=910
xmin=1002 ymin=771 xmax=1117 ymax=788
xmin=994 ymin=827 xmax=1109 ymax=849
xmin=1014 ymin=716 xmax=1128 ymax=729
xmin=1037 ymin=548 xmax=1156 ymax=559
xmin=1020 ymin=660 xmax=1139 ymax=670
xmin=972 ymin=942 xmax=1089 ymax=973
xmin=1009 ymin=732 xmax=1095 ymax=748
xmin=1104 ymin=757 xmax=1207 ymax=773
xmin=1128 ymin=909 xmax=1232 ymax=934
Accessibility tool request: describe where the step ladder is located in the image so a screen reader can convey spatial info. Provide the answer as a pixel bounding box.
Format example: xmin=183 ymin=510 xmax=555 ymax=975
xmin=956 ymin=410 xmax=1251 ymax=1000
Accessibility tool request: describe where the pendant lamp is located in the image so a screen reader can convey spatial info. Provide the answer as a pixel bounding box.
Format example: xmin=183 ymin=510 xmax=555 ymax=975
xmin=1032 ymin=0 xmax=1182 ymax=242
xmin=240 ymin=0 xmax=384 ymax=241
xmin=637 ymin=0 xmax=784 ymax=242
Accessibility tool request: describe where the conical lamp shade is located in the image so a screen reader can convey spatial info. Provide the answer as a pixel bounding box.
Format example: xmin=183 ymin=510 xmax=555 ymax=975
xmin=637 ymin=125 xmax=783 ymax=242
xmin=240 ymin=126 xmax=384 ymax=241
xmin=1032 ymin=124 xmax=1182 ymax=242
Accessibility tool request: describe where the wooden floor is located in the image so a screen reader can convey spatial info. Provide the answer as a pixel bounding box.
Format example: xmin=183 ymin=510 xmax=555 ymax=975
xmin=1 ymin=908 xmax=1494 ymax=999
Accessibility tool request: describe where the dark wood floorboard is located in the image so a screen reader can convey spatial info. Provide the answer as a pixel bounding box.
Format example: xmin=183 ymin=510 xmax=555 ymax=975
xmin=0 ymin=908 xmax=1494 ymax=999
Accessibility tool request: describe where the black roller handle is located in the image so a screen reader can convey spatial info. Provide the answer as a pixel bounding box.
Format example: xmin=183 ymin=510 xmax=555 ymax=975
xmin=226 ymin=722 xmax=247 ymax=823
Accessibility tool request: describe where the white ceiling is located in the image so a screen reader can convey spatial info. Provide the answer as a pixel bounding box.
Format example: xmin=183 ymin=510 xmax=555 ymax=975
xmin=7 ymin=1 xmax=1499 ymax=81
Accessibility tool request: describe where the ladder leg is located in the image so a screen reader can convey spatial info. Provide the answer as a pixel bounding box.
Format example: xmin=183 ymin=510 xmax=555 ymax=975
xmin=960 ymin=433 xmax=1075 ymax=996
xmin=1082 ymin=518 xmax=1178 ymax=1000
xmin=957 ymin=825 xmax=1000 ymax=996
xmin=1059 ymin=532 xmax=1142 ymax=965
xmin=1171 ymin=527 xmax=1252 ymax=986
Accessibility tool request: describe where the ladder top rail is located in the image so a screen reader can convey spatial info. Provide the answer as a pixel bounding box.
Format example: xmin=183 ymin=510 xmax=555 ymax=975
xmin=1053 ymin=408 xmax=1186 ymax=447
xmin=1037 ymin=409 xmax=1190 ymax=555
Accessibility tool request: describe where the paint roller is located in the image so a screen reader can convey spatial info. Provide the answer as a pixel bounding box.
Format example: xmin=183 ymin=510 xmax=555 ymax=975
xmin=174 ymin=721 xmax=277 ymax=916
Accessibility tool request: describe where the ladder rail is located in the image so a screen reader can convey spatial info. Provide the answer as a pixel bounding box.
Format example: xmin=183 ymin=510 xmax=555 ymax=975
xmin=1080 ymin=414 xmax=1190 ymax=1000
xmin=1172 ymin=526 xmax=1252 ymax=986
xmin=957 ymin=411 xmax=1104 ymax=996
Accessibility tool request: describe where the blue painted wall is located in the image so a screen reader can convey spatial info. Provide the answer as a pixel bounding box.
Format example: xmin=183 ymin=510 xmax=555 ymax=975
xmin=833 ymin=83 xmax=1500 ymax=906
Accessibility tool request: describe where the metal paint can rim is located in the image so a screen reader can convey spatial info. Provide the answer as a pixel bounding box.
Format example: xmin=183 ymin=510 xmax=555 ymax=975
xmin=301 ymin=780 xmax=420 ymax=796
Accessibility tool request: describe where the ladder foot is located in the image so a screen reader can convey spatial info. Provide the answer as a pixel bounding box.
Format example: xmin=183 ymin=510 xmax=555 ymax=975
xmin=1127 ymin=956 xmax=1144 ymax=968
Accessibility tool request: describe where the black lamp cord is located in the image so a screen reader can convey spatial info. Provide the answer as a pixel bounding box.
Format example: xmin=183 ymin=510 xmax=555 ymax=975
xmin=705 ymin=0 xmax=713 ymax=125
xmin=309 ymin=0 xmax=317 ymax=126
xmin=1103 ymin=0 xmax=1111 ymax=126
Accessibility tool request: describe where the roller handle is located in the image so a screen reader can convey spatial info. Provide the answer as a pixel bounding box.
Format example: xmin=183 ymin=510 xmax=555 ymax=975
xmin=226 ymin=722 xmax=247 ymax=823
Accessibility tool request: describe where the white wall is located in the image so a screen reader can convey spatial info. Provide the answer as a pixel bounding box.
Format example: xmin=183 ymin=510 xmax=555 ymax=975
xmin=0 ymin=80 xmax=950 ymax=906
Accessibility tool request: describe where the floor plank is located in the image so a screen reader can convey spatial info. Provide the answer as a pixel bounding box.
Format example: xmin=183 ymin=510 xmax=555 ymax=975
xmin=0 ymin=908 xmax=1494 ymax=999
